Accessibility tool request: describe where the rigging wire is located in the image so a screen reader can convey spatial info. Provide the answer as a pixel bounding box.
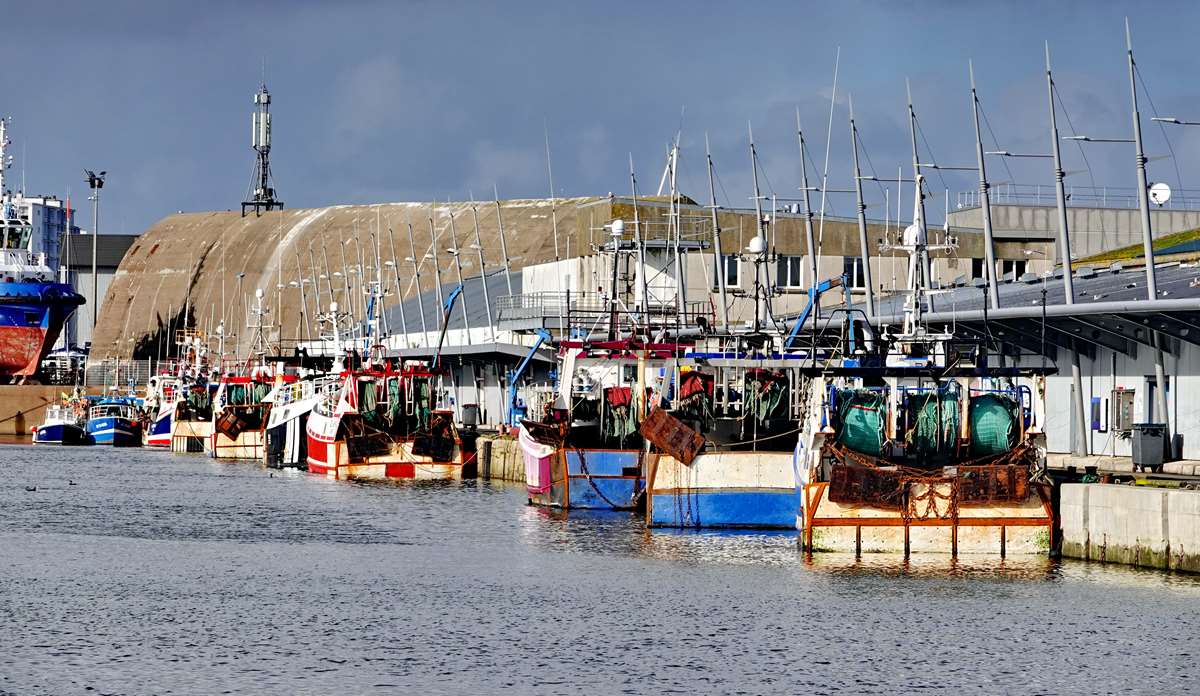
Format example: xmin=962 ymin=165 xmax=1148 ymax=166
xmin=914 ymin=116 xmax=952 ymax=194
xmin=1053 ymin=82 xmax=1099 ymax=192
xmin=977 ymin=104 xmax=1017 ymax=191
xmin=1134 ymin=61 xmax=1187 ymax=208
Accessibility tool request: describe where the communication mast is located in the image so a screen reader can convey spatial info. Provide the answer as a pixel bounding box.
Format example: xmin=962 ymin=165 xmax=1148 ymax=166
xmin=242 ymin=83 xmax=282 ymax=217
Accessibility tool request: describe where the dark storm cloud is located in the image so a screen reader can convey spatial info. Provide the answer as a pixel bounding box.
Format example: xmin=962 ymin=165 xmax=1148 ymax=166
xmin=2 ymin=0 xmax=1198 ymax=233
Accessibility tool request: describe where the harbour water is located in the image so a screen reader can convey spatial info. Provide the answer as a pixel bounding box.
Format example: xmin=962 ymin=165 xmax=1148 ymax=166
xmin=1 ymin=442 xmax=1196 ymax=695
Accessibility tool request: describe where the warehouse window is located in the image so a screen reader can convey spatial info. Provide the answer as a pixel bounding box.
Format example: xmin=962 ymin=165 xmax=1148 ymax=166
xmin=1001 ymin=259 xmax=1027 ymax=281
xmin=714 ymin=254 xmax=740 ymax=289
xmin=776 ymin=255 xmax=805 ymax=288
xmin=842 ymin=257 xmax=865 ymax=288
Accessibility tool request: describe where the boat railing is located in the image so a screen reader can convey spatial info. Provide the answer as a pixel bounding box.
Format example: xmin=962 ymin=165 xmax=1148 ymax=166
xmin=496 ymin=290 xmax=714 ymax=332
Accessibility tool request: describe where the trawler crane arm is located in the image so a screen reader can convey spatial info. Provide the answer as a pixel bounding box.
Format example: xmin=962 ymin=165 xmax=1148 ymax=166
xmin=429 ymin=284 xmax=464 ymax=371
xmin=783 ymin=275 xmax=846 ymax=349
xmin=508 ymin=328 xmax=552 ymax=426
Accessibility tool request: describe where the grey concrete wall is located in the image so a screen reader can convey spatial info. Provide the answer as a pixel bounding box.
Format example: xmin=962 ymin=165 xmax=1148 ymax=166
xmin=948 ymin=204 xmax=1200 ymax=260
xmin=1061 ymin=483 xmax=1200 ymax=573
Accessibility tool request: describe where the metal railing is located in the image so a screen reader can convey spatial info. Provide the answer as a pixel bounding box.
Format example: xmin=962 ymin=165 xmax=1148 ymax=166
xmin=955 ymin=183 xmax=1200 ymax=211
xmin=83 ymin=358 xmax=156 ymax=389
xmin=496 ymin=290 xmax=715 ymax=333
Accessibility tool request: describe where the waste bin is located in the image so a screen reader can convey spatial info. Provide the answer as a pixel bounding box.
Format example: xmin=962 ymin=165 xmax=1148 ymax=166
xmin=1131 ymin=423 xmax=1166 ymax=472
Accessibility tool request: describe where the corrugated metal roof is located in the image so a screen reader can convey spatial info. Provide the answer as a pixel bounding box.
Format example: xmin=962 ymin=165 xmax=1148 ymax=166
xmin=863 ymin=261 xmax=1200 ymax=324
xmin=61 ymin=233 xmax=138 ymax=269
xmin=380 ymin=270 xmax=520 ymax=333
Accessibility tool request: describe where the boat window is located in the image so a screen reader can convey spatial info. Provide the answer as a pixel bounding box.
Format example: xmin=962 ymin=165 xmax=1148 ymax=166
xmin=19 ymin=226 xmax=31 ymax=248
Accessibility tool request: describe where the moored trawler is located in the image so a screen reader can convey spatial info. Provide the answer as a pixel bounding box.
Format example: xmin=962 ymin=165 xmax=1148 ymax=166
xmin=645 ymin=366 xmax=803 ymax=529
xmin=209 ymin=372 xmax=273 ymax=459
xmin=143 ymin=374 xmax=182 ymax=448
xmin=306 ymin=363 xmax=478 ymax=481
xmin=796 ymin=363 xmax=1054 ymax=555
xmin=795 ymin=177 xmax=1054 ymax=555
xmin=521 ymin=347 xmax=664 ymax=511
xmin=263 ymin=373 xmax=331 ymax=469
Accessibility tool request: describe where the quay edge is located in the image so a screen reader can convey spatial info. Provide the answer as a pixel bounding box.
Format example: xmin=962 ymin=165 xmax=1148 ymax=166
xmin=1060 ymin=483 xmax=1200 ymax=573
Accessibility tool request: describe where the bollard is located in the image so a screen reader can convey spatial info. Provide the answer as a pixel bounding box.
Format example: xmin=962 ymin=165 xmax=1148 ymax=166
xmin=480 ymin=439 xmax=492 ymax=480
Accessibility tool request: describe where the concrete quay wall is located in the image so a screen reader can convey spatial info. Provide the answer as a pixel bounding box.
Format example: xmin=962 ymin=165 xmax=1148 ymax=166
xmin=0 ymin=386 xmax=101 ymax=437
xmin=1061 ymin=483 xmax=1200 ymax=573
xmin=478 ymin=435 xmax=526 ymax=484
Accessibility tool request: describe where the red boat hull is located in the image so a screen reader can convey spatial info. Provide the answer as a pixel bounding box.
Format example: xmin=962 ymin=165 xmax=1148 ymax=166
xmin=0 ymin=325 xmax=54 ymax=377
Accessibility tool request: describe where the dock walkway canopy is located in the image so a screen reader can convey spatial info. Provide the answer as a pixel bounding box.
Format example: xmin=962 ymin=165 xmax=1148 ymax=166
xmin=802 ymin=261 xmax=1200 ymax=360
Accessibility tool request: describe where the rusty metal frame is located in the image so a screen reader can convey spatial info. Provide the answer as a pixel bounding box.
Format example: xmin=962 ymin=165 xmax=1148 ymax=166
xmin=802 ymin=480 xmax=1054 ymax=555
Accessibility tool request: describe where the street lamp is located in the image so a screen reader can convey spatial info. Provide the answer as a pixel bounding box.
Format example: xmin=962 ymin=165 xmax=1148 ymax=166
xmin=83 ymin=169 xmax=105 ymax=336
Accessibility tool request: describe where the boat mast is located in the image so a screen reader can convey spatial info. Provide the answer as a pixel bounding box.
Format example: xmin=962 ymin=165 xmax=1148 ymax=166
xmin=406 ymin=221 xmax=430 ymax=346
xmin=848 ymin=95 xmax=876 ymax=320
xmin=1126 ymin=19 xmax=1171 ymax=445
xmin=544 ymin=124 xmax=561 ymax=262
xmin=1045 ymin=44 xmax=1088 ymax=457
xmin=386 ymin=225 xmax=410 ymax=349
xmin=748 ymin=122 xmax=768 ymax=332
xmin=469 ymin=200 xmax=494 ymax=342
xmin=447 ymin=207 xmax=471 ymax=337
xmin=969 ymin=60 xmax=1001 ymax=308
xmin=906 ymin=80 xmax=935 ymax=312
xmin=493 ymin=186 xmax=515 ymax=297
xmin=629 ymin=154 xmax=648 ymax=319
xmin=705 ymin=133 xmax=729 ymax=333
xmin=667 ymin=137 xmax=687 ymax=323
xmin=795 ymin=109 xmax=819 ymax=296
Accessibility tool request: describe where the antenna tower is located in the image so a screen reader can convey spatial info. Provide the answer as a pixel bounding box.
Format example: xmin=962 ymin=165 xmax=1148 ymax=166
xmin=242 ymin=83 xmax=282 ymax=216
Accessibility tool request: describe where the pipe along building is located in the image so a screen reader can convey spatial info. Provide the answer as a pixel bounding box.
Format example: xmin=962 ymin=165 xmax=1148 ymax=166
xmin=94 ymin=194 xmax=1200 ymax=472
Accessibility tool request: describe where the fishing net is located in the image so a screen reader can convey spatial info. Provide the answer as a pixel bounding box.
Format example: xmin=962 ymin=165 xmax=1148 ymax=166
xmin=968 ymin=393 xmax=1018 ymax=457
xmin=746 ymin=370 xmax=786 ymax=425
xmin=836 ymin=388 xmax=886 ymax=457
xmin=907 ymin=386 xmax=960 ymax=466
xmin=387 ymin=377 xmax=402 ymax=423
xmin=603 ymin=387 xmax=638 ymax=441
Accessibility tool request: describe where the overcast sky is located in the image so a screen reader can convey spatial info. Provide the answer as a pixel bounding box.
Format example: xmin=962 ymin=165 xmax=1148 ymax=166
xmin=5 ymin=1 xmax=1200 ymax=233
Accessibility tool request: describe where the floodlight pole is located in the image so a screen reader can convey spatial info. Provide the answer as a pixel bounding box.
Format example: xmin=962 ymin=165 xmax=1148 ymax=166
xmin=84 ymin=170 xmax=104 ymax=334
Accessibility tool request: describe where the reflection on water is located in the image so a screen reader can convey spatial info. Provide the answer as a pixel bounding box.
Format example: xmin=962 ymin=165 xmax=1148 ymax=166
xmin=1 ymin=443 xmax=1198 ymax=695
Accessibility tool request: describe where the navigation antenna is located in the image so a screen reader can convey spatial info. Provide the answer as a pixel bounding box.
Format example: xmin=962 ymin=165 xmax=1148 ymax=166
xmin=242 ymin=83 xmax=283 ymax=217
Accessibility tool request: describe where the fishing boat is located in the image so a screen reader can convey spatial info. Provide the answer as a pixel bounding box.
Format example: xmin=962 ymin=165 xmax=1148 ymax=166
xmin=795 ymin=178 xmax=1054 ymax=555
xmin=209 ymin=371 xmax=274 ymax=459
xmin=643 ymin=362 xmax=807 ymax=529
xmin=144 ymin=329 xmax=212 ymax=448
xmin=32 ymin=399 xmax=87 ymax=445
xmin=306 ymin=362 xmax=478 ymax=480
xmin=208 ymin=291 xmax=282 ymax=460
xmin=522 ymin=345 xmax=672 ymax=511
xmin=86 ymin=396 xmax=143 ymax=446
xmin=171 ymin=381 xmax=216 ymax=453
xmin=143 ymin=374 xmax=183 ymax=448
xmin=263 ymin=369 xmax=336 ymax=469
xmin=0 ymin=119 xmax=85 ymax=382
